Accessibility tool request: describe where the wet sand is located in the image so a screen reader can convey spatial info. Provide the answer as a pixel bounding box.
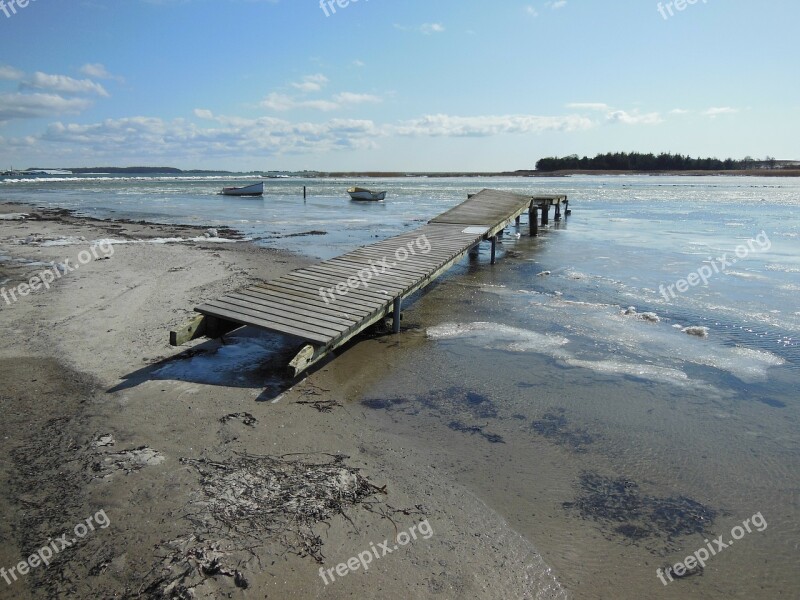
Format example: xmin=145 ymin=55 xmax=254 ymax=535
xmin=0 ymin=203 xmax=565 ymax=599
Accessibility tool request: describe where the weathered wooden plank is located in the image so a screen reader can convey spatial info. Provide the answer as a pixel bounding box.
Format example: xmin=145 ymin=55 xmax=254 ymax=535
xmin=197 ymin=300 xmax=339 ymax=343
xmin=254 ymin=280 xmax=382 ymax=312
xmin=226 ymin=292 xmax=357 ymax=327
xmin=235 ymin=287 xmax=368 ymax=320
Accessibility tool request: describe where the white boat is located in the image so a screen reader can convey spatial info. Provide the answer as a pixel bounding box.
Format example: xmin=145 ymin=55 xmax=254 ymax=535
xmin=347 ymin=187 xmax=386 ymax=201
xmin=221 ymin=182 xmax=264 ymax=196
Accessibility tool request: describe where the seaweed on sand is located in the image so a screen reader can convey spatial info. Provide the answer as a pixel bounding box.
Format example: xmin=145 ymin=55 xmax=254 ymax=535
xmin=137 ymin=452 xmax=389 ymax=598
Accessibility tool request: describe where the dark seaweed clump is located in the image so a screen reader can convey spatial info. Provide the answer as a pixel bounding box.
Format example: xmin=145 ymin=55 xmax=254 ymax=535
xmin=361 ymin=397 xmax=411 ymax=410
xmin=361 ymin=387 xmax=503 ymax=444
xmin=361 ymin=386 xmax=499 ymax=420
xmin=564 ymin=472 xmax=717 ymax=543
xmin=447 ymin=420 xmax=505 ymax=444
xmin=530 ymin=409 xmax=595 ymax=452
xmin=755 ymin=397 xmax=786 ymax=408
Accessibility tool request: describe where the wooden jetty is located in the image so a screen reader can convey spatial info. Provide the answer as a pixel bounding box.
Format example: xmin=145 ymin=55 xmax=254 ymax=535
xmin=170 ymin=189 xmax=568 ymax=375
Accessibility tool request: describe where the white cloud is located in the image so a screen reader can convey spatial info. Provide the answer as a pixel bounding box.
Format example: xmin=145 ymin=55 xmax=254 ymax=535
xmin=14 ymin=108 xmax=598 ymax=162
xmin=352 ymin=60 xmax=365 ymax=68
xmin=37 ymin=114 xmax=381 ymax=159
xmin=260 ymin=90 xmax=381 ymax=112
xmin=79 ymin=63 xmax=124 ymax=82
xmin=332 ymin=92 xmax=382 ymax=105
xmin=670 ymin=108 xmax=691 ymax=115
xmin=0 ymin=65 xmax=24 ymax=81
xmin=260 ymin=92 xmax=339 ymax=112
xmin=606 ymin=110 xmax=663 ymax=125
xmin=21 ymin=72 xmax=109 ymax=97
xmin=525 ymin=6 xmax=539 ymax=17
xmin=567 ymin=102 xmax=611 ymax=111
xmin=392 ymin=114 xmax=593 ymax=137
xmin=420 ymin=23 xmax=445 ymax=34
xmin=291 ymin=74 xmax=329 ymax=92
xmin=567 ymin=102 xmax=662 ymax=125
xmin=704 ymin=107 xmax=738 ymax=117
xmin=0 ymin=93 xmax=93 ymax=122
xmin=393 ymin=23 xmax=446 ymax=34
xmin=546 ymin=0 xmax=567 ymax=9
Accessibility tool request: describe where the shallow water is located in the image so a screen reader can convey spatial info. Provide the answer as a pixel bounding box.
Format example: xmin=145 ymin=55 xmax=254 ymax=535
xmin=3 ymin=174 xmax=798 ymax=598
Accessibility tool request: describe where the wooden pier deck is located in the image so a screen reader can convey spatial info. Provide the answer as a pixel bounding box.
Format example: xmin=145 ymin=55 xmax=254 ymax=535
xmin=170 ymin=189 xmax=568 ymax=375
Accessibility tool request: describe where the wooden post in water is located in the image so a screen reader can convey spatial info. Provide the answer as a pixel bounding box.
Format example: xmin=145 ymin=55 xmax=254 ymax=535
xmin=529 ymin=205 xmax=538 ymax=236
xmin=392 ymin=297 xmax=402 ymax=333
xmin=541 ymin=203 xmax=549 ymax=226
xmin=303 ymin=186 xmax=307 ymax=199
xmin=564 ymin=199 xmax=571 ymax=216
xmin=515 ymin=215 xmax=521 ymax=226
xmin=490 ymin=236 xmax=497 ymax=264
xmin=554 ymin=201 xmax=561 ymax=221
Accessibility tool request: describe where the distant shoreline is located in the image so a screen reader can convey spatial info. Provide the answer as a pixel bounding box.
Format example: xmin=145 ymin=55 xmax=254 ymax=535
xmin=320 ymin=169 xmax=800 ymax=178
xmin=4 ymin=168 xmax=800 ymax=179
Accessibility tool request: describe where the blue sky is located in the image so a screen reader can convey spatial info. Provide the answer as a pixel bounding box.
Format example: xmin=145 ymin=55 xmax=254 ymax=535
xmin=0 ymin=0 xmax=798 ymax=171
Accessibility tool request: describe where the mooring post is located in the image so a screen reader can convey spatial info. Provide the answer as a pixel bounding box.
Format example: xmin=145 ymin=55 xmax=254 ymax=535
xmin=541 ymin=203 xmax=549 ymax=226
xmin=529 ymin=205 xmax=538 ymax=236
xmin=392 ymin=297 xmax=402 ymax=333
xmin=303 ymin=186 xmax=307 ymax=199
xmin=490 ymin=236 xmax=497 ymax=264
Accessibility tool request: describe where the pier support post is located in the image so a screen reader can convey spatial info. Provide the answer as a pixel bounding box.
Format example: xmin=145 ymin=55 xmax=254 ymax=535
xmin=541 ymin=204 xmax=549 ymax=226
xmin=303 ymin=186 xmax=307 ymax=199
xmin=392 ymin=297 xmax=402 ymax=334
xmin=515 ymin=215 xmax=521 ymax=226
xmin=529 ymin=206 xmax=538 ymax=236
xmin=554 ymin=202 xmax=561 ymax=221
xmin=564 ymin=199 xmax=571 ymax=216
xmin=490 ymin=236 xmax=497 ymax=264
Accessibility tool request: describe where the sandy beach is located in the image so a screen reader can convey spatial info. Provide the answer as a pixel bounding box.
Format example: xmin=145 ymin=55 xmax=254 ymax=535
xmin=0 ymin=202 xmax=565 ymax=599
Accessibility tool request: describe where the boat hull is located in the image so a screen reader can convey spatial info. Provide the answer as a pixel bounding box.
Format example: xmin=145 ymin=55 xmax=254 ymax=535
xmin=347 ymin=188 xmax=386 ymax=201
xmin=222 ymin=182 xmax=264 ymax=196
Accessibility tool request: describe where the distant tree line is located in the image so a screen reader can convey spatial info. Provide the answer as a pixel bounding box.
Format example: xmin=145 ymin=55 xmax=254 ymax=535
xmin=535 ymin=152 xmax=779 ymax=172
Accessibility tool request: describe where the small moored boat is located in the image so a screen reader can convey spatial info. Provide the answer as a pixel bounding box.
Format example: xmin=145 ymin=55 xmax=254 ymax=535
xmin=347 ymin=187 xmax=386 ymax=201
xmin=221 ymin=182 xmax=264 ymax=196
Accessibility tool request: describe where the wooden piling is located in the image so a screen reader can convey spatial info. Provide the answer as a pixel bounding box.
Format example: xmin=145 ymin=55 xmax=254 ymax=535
xmin=541 ymin=204 xmax=549 ymax=226
xmin=529 ymin=206 xmax=538 ymax=236
xmin=392 ymin=297 xmax=402 ymax=333
xmin=490 ymin=236 xmax=497 ymax=264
